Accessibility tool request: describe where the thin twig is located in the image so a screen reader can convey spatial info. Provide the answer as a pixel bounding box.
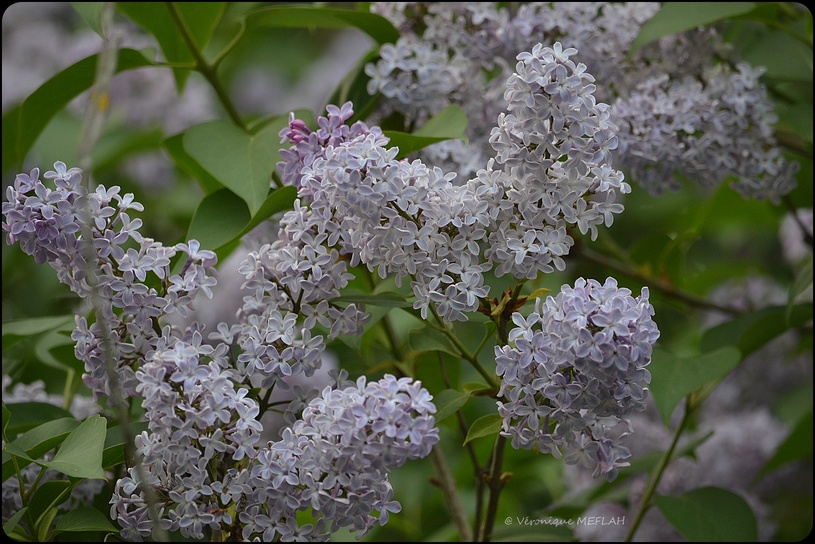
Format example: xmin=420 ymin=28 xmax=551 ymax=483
xmin=166 ymin=2 xmax=246 ymax=130
xmin=430 ymin=446 xmax=474 ymax=542
xmin=76 ymin=5 xmax=167 ymax=540
xmin=478 ymin=435 xmax=508 ymax=542
xmin=439 ymin=353 xmax=485 ymax=537
xmin=578 ymin=246 xmax=744 ymax=316
xmin=624 ymin=397 xmax=692 ymax=542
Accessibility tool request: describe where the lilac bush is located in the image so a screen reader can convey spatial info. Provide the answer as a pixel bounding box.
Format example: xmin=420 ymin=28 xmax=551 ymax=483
xmin=2 ymin=3 xmax=811 ymax=543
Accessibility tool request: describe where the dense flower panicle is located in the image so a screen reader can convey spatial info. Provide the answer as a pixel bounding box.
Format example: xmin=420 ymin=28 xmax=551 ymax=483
xmin=3 ymin=163 xmax=219 ymax=403
xmin=236 ymin=198 xmax=370 ymax=388
xmin=612 ymin=63 xmax=799 ymax=202
xmin=278 ymin=103 xmax=492 ymax=323
xmin=279 ymin=44 xmax=625 ymax=319
xmin=278 ymin=102 xmax=382 ymax=191
xmin=368 ymin=2 xmax=798 ymax=201
xmin=495 ymin=277 xmax=659 ymax=481
xmin=111 ymin=375 xmax=438 ymax=541
xmin=241 ymin=374 xmax=438 ymax=540
xmin=474 ymin=42 xmax=629 ymax=280
xmin=5 ymin=160 xmax=442 ymax=540
xmin=110 ymin=329 xmax=265 ymax=541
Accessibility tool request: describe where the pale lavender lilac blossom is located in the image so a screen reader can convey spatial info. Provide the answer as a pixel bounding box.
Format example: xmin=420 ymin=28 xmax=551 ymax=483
xmin=2 ymin=163 xmax=217 ymax=403
xmin=495 ymin=277 xmax=659 ymax=481
xmin=4 ymin=162 xmax=440 ymax=540
xmin=368 ymin=2 xmax=798 ymax=202
xmin=278 ymin=43 xmax=627 ymax=321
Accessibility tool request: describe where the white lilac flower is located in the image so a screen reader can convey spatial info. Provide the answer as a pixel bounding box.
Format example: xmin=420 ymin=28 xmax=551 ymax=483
xmin=495 ymin=277 xmax=659 ymax=481
xmin=368 ymin=2 xmax=798 ymax=202
xmin=241 ymin=374 xmax=438 ymax=540
xmin=279 ymin=44 xmax=625 ymax=319
xmin=612 ymin=63 xmax=799 ymax=202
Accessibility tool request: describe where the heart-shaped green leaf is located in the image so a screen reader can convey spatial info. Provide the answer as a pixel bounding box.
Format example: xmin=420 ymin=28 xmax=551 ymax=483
xmin=186 ymin=185 xmax=297 ymax=251
xmin=648 ymin=347 xmax=741 ymax=424
xmin=656 ymin=487 xmax=757 ymax=541
xmin=464 ymin=414 xmax=503 ymax=445
xmin=433 ymin=389 xmax=471 ymax=423
xmin=53 ymin=507 xmax=119 ymax=534
xmin=42 ymin=415 xmax=107 ymax=480
xmin=184 ymin=121 xmax=281 ymax=215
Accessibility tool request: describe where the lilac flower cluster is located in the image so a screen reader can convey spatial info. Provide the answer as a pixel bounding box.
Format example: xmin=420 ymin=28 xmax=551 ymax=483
xmin=368 ymin=2 xmax=798 ymax=202
xmin=4 ymin=161 xmax=441 ymax=539
xmin=110 ymin=326 xmax=263 ymax=540
xmin=495 ymin=277 xmax=659 ymax=481
xmin=612 ymin=62 xmax=799 ymax=202
xmin=278 ymin=44 xmax=627 ymax=321
xmin=235 ymin=200 xmax=369 ymax=390
xmin=2 ymin=163 xmax=218 ymax=403
xmin=477 ymin=43 xmax=629 ymax=280
xmin=278 ymin=103 xmax=493 ymax=322
xmin=241 ymin=374 xmax=438 ymax=540
xmin=111 ymin=374 xmax=438 ymax=541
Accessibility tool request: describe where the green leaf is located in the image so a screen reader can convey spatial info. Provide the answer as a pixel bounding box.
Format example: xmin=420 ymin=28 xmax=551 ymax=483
xmin=38 ymin=505 xmax=59 ymax=542
xmin=384 ymin=105 xmax=469 ymax=159
xmin=163 ymin=133 xmax=224 ymax=194
xmin=656 ymin=487 xmax=757 ymax=541
xmin=246 ymin=6 xmax=400 ymax=45
xmin=102 ymin=421 xmax=149 ymax=469
xmin=413 ymin=105 xmax=468 ymax=139
xmin=739 ymin=28 xmax=813 ymax=81
xmin=184 ymin=121 xmax=281 ymax=215
xmin=464 ymin=414 xmax=503 ymax=445
xmin=759 ymin=409 xmax=813 ymax=478
xmin=775 ymin=383 xmax=813 ymax=425
xmin=71 ymin=3 xmax=105 ymax=37
xmin=2 ymin=443 xmax=35 ymax=464
xmin=789 ymin=253 xmax=813 ymax=309
xmin=462 ymin=382 xmax=496 ymax=396
xmin=186 ymin=189 xmax=250 ymax=250
xmin=116 ymin=2 xmax=226 ymax=90
xmin=408 ymin=327 xmax=459 ymax=358
xmin=331 ymin=292 xmax=412 ymax=308
xmin=186 ymin=185 xmax=296 ymax=251
xmin=42 ymin=415 xmax=107 ymax=480
xmin=3 ymin=418 xmax=81 ymax=482
xmin=53 ymin=507 xmax=119 ymax=534
xmin=433 ymin=389 xmax=470 ymax=423
xmin=1 ymin=48 xmax=155 ymax=175
xmin=27 ymin=480 xmax=72 ymax=530
xmin=34 ymin=329 xmax=77 ymax=372
xmin=241 ymin=185 xmax=298 ymax=233
xmin=700 ymin=303 xmax=813 ymax=358
xmin=648 ymin=348 xmax=741 ymax=424
xmin=776 ymin=102 xmax=814 ymax=145
xmin=3 ymin=403 xmax=75 ymax=436
xmin=629 ymin=3 xmax=758 ymax=55
xmin=1 ymin=315 xmax=74 ymax=350
xmin=3 ymin=506 xmax=28 ymax=538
